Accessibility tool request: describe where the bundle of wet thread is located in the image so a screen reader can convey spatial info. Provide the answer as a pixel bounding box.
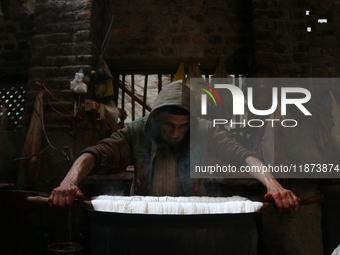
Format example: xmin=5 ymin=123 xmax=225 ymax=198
xmin=91 ymin=195 xmax=263 ymax=215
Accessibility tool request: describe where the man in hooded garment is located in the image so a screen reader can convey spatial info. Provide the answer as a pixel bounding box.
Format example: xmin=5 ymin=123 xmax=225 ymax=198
xmin=48 ymin=80 xmax=299 ymax=212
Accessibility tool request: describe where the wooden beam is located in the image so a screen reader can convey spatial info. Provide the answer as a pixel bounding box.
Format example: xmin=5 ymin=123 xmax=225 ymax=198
xmin=143 ymin=74 xmax=148 ymax=116
xmin=121 ymin=74 xmax=125 ymax=110
xmin=158 ymin=73 xmax=162 ymax=93
xmin=131 ymin=74 xmax=135 ymax=121
xmin=118 ymin=82 xmax=152 ymax=112
xmin=107 ymin=57 xmax=248 ymax=75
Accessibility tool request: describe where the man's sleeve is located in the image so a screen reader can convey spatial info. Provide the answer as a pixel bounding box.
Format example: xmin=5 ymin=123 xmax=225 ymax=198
xmin=81 ymin=125 xmax=133 ymax=171
xmin=208 ymin=127 xmax=254 ymax=166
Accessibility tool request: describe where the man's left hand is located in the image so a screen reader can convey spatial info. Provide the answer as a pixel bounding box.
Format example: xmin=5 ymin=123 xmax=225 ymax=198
xmin=265 ymin=186 xmax=300 ymax=212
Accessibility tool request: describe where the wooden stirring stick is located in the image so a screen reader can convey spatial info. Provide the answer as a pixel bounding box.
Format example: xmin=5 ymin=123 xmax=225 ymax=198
xmin=26 ymin=195 xmax=93 ymax=209
xmin=261 ymin=195 xmax=324 ymax=210
xmin=27 ymin=195 xmax=324 ymax=211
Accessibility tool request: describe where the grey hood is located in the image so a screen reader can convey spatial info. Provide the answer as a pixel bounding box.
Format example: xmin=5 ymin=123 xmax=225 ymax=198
xmin=144 ymin=80 xmax=196 ymax=140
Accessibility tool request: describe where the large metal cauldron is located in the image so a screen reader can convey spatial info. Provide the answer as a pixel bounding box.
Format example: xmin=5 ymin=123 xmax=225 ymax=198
xmin=87 ymin=210 xmax=260 ymax=255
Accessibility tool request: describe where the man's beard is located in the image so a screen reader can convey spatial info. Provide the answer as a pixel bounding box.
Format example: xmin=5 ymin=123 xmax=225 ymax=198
xmin=154 ymin=130 xmax=190 ymax=159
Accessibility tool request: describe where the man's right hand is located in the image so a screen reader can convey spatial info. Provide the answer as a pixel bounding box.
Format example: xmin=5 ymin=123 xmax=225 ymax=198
xmin=48 ymin=183 xmax=84 ymax=211
xmin=48 ymin=153 xmax=95 ymax=211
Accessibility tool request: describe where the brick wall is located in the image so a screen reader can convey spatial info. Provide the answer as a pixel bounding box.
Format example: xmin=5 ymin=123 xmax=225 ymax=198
xmin=21 ymin=0 xmax=254 ymax=130
xmin=250 ymin=0 xmax=340 ymax=78
xmin=25 ymin=0 xmax=102 ymax=129
xmin=308 ymin=0 xmax=340 ymax=77
xmin=2 ymin=0 xmax=340 ymax=130
xmin=249 ymin=1 xmax=334 ymax=254
xmin=0 ymin=2 xmax=34 ymax=80
xmin=0 ymin=1 xmax=34 ymax=130
xmin=105 ymin=0 xmax=251 ymax=73
xmin=250 ymin=0 xmax=312 ymax=77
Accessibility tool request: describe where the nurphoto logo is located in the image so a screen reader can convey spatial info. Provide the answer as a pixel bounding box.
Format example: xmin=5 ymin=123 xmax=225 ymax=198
xmin=194 ymin=78 xmax=312 ymax=128
xmin=190 ymin=77 xmax=340 ymax=179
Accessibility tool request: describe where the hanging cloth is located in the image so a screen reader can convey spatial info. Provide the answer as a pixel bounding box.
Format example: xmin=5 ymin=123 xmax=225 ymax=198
xmin=172 ymin=62 xmax=186 ymax=83
xmin=185 ymin=63 xmax=205 ymax=87
xmin=95 ymin=56 xmax=114 ymax=98
xmin=21 ymin=88 xmax=44 ymax=187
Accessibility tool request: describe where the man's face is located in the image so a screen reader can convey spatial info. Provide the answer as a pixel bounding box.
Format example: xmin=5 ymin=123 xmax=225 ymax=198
xmin=159 ymin=113 xmax=190 ymax=145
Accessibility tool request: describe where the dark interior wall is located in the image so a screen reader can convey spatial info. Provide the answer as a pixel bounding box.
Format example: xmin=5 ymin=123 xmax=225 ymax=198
xmin=14 ymin=0 xmax=256 ymax=190
xmin=1 ymin=1 xmax=340 ymax=255
xmin=0 ymin=1 xmax=34 ymax=184
xmin=307 ymin=0 xmax=340 ymax=77
xmin=249 ymin=1 xmax=340 ymax=254
xmin=0 ymin=0 xmax=33 ymax=81
xmin=15 ymin=0 xmax=107 ymax=191
xmin=104 ymin=0 xmax=251 ymax=73
xmin=25 ymin=0 xmax=99 ymax=127
xmin=250 ymin=0 xmax=312 ymax=77
xmin=250 ymin=0 xmax=340 ymax=78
